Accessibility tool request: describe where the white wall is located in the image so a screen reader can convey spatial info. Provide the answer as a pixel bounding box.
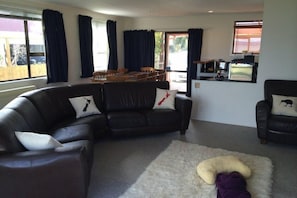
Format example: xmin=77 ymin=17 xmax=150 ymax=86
xmin=258 ymin=0 xmax=297 ymax=82
xmin=191 ymin=80 xmax=260 ymax=127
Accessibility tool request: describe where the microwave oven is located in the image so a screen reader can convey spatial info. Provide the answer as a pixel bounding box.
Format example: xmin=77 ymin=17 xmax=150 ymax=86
xmin=228 ymin=63 xmax=256 ymax=82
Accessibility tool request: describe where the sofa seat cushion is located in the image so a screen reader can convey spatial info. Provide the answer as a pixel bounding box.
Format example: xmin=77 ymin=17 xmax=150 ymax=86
xmin=268 ymin=115 xmax=297 ymax=133
xmin=51 ymin=114 xmax=107 ymax=139
xmin=146 ymin=109 xmax=180 ymax=127
xmin=107 ymin=111 xmax=146 ymax=129
xmin=51 ymin=124 xmax=93 ymax=143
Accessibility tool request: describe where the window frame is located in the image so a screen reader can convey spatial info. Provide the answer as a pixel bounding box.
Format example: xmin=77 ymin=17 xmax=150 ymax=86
xmin=164 ymin=31 xmax=188 ymax=72
xmin=0 ymin=14 xmax=46 ymax=82
xmin=154 ymin=31 xmax=165 ymax=70
xmin=91 ymin=20 xmax=109 ymax=72
xmin=232 ymin=20 xmax=263 ymax=55
xmin=155 ymin=31 xmax=188 ymax=93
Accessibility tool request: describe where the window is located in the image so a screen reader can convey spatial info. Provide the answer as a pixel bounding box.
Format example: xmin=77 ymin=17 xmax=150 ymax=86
xmin=155 ymin=31 xmax=188 ymax=92
xmin=232 ymin=20 xmax=262 ymax=54
xmin=0 ymin=15 xmax=46 ymax=82
xmin=92 ymin=20 xmax=109 ymax=71
xmin=154 ymin=32 xmax=165 ymax=70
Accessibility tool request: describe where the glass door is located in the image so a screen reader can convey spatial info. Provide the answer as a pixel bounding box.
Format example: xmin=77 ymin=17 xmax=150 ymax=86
xmin=165 ymin=32 xmax=188 ymax=92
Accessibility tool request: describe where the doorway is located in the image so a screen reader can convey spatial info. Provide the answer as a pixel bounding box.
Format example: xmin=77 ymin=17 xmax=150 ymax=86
xmin=154 ymin=32 xmax=188 ymax=92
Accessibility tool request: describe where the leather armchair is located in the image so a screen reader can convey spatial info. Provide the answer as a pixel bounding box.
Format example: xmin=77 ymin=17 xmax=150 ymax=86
xmin=256 ymin=79 xmax=297 ymax=144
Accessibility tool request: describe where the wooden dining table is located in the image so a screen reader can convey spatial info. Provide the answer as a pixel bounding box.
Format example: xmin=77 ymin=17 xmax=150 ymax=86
xmin=92 ymin=70 xmax=166 ymax=83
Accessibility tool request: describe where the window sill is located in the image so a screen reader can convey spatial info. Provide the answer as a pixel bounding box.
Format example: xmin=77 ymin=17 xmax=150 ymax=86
xmin=0 ymin=77 xmax=47 ymax=90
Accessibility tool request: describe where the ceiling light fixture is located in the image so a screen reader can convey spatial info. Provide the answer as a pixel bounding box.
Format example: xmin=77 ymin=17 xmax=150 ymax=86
xmin=208 ymin=10 xmax=214 ymax=13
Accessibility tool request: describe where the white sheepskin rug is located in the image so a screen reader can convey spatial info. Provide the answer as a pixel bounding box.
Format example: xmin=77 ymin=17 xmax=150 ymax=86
xmin=119 ymin=140 xmax=273 ymax=198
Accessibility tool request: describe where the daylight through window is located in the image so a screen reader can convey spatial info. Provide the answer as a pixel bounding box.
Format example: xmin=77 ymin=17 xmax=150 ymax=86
xmin=0 ymin=15 xmax=46 ymax=82
xmin=155 ymin=31 xmax=188 ymax=92
xmin=232 ymin=20 xmax=262 ymax=54
xmin=92 ymin=20 xmax=109 ymax=71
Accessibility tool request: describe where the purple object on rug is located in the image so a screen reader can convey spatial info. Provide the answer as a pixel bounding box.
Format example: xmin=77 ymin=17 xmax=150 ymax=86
xmin=215 ymin=171 xmax=251 ymax=198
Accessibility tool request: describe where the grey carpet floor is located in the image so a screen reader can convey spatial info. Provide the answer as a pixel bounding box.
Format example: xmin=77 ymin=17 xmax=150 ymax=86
xmin=88 ymin=120 xmax=297 ymax=198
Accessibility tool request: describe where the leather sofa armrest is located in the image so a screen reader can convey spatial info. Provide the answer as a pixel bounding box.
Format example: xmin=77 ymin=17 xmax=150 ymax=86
xmin=256 ymin=100 xmax=271 ymax=141
xmin=175 ymin=95 xmax=192 ymax=134
xmin=0 ymin=147 xmax=89 ymax=198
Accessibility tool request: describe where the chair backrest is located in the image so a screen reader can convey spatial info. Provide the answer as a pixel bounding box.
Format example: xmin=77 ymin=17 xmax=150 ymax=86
xmin=264 ymin=80 xmax=297 ymax=104
xmin=156 ymin=69 xmax=167 ymax=81
xmin=93 ymin=70 xmax=117 ymax=81
xmin=117 ymin=68 xmax=128 ymax=73
xmin=140 ymin=66 xmax=155 ymax=72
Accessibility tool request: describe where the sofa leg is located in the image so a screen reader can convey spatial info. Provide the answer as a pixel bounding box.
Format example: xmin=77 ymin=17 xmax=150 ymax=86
xmin=180 ymin=130 xmax=186 ymax=135
xmin=260 ymin=139 xmax=267 ymax=144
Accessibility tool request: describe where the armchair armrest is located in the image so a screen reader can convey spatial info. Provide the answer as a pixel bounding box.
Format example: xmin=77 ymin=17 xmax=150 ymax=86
xmin=0 ymin=147 xmax=88 ymax=198
xmin=175 ymin=95 xmax=192 ymax=134
xmin=256 ymin=100 xmax=271 ymax=141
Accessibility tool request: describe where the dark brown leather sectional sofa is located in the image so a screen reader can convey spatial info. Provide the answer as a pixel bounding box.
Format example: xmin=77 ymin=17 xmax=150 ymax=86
xmin=0 ymin=81 xmax=192 ymax=198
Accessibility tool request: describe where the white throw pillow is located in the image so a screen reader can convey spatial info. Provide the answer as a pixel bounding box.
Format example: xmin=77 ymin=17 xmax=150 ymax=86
xmin=153 ymin=88 xmax=177 ymax=110
xmin=271 ymin=94 xmax=297 ymax=117
xmin=15 ymin=131 xmax=63 ymax=151
xmin=69 ymin=95 xmax=101 ymax=118
xmin=196 ymin=155 xmax=251 ymax=185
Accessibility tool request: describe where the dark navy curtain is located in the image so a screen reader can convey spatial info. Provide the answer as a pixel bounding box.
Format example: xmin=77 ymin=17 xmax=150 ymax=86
xmin=124 ymin=30 xmax=155 ymax=71
xmin=107 ymin=20 xmax=118 ymax=70
xmin=186 ymin=28 xmax=203 ymax=97
xmin=42 ymin=9 xmax=68 ymax=83
xmin=78 ymin=15 xmax=94 ymax=78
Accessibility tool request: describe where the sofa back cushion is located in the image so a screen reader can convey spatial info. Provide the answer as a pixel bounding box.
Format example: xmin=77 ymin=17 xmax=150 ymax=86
xmin=0 ymin=109 xmax=28 ymax=153
xmin=265 ymin=80 xmax=297 ymax=105
xmin=68 ymin=83 xmax=104 ymax=111
xmin=103 ymin=81 xmax=169 ymax=112
xmin=20 ymin=83 xmax=103 ymax=129
xmin=4 ymin=97 xmax=47 ymax=132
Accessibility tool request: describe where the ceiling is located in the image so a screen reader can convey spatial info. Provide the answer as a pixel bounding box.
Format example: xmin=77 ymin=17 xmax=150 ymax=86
xmin=27 ymin=0 xmax=264 ymax=17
